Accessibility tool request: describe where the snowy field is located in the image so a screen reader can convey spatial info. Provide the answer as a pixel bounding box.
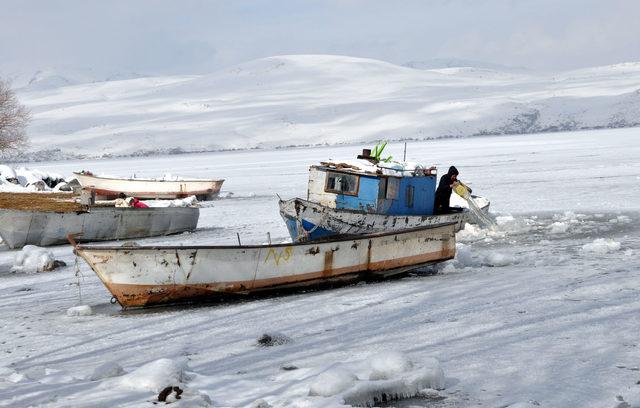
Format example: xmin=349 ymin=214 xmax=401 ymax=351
xmin=13 ymin=55 xmax=640 ymax=160
xmin=1 ymin=128 xmax=639 ymax=407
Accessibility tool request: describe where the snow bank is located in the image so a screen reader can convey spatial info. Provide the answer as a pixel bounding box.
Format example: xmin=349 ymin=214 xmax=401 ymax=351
xmin=609 ymin=215 xmax=632 ymax=224
xmin=172 ymin=390 xmax=212 ymax=407
xmin=249 ymin=399 xmax=272 ymax=408
xmin=308 ymin=368 xmax=358 ymax=397
xmin=40 ymin=368 xmax=81 ymax=384
xmin=10 ymin=245 xmax=56 ymax=273
xmin=105 ymin=358 xmax=188 ymax=392
xmin=0 ymin=165 xmax=67 ymax=192
xmin=549 ymin=221 xmax=569 ymax=234
xmin=89 ymin=362 xmax=125 ymax=381
xmin=484 ymin=252 xmax=516 ymax=267
xmin=457 ymin=215 xmax=533 ymax=243
xmin=0 ymin=367 xmax=30 ymax=384
xmin=368 ymin=351 xmax=413 ymax=380
xmin=214 ymin=191 xmax=257 ymax=201
xmin=581 ymin=238 xmax=622 ymax=254
xmin=306 ymin=351 xmax=444 ymax=407
xmin=66 ymin=305 xmax=94 ymax=317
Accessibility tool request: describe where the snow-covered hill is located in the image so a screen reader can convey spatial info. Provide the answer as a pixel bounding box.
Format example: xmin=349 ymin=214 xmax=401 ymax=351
xmin=15 ymin=55 xmax=640 ymax=160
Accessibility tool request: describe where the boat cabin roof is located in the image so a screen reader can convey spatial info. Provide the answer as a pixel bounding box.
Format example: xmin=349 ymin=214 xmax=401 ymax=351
xmin=311 ymin=159 xmax=436 ymax=178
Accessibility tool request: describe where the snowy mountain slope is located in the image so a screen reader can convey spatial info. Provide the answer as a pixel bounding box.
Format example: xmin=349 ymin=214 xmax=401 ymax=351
xmin=16 ymin=55 xmax=640 ymax=159
xmin=1 ymin=67 xmax=147 ymax=92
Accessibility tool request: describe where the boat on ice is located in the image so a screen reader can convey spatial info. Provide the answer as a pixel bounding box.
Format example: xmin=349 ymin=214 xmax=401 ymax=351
xmin=279 ymin=149 xmax=490 ymax=242
xmin=0 ymin=193 xmax=199 ymax=248
xmin=73 ymin=223 xmax=457 ymax=308
xmin=74 ymin=171 xmax=224 ymax=200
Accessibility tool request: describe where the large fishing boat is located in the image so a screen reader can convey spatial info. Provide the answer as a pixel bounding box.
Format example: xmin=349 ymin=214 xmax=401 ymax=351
xmin=73 ymin=223 xmax=456 ymax=308
xmin=279 ymin=148 xmax=490 ymax=242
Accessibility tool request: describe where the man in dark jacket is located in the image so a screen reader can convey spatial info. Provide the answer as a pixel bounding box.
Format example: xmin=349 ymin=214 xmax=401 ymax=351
xmin=434 ymin=166 xmax=460 ymax=214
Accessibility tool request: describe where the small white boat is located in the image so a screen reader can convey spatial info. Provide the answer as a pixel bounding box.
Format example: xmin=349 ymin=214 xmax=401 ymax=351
xmin=74 ymin=223 xmax=457 ymax=308
xmin=0 ymin=193 xmax=199 ymax=248
xmin=74 ymin=172 xmax=224 ymax=200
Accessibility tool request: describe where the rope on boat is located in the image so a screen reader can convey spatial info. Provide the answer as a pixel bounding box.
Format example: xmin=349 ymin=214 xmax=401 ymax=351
xmin=73 ymin=252 xmax=85 ymax=304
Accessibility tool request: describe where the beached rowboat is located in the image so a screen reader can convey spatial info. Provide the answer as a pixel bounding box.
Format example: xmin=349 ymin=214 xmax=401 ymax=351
xmin=0 ymin=192 xmax=199 ymax=248
xmin=0 ymin=206 xmax=199 ymax=248
xmin=74 ymin=223 xmax=456 ymax=308
xmin=74 ymin=172 xmax=224 ymax=200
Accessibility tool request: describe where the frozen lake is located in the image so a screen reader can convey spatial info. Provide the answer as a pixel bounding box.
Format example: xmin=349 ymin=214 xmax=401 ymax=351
xmin=1 ymin=128 xmax=639 ymax=407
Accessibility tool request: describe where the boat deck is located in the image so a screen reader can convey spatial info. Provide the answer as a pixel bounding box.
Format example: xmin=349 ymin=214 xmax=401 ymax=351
xmin=0 ymin=192 xmax=82 ymax=212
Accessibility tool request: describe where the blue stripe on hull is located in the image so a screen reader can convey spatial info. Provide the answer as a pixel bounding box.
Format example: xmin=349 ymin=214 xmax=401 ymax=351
xmin=284 ymin=216 xmax=337 ymax=241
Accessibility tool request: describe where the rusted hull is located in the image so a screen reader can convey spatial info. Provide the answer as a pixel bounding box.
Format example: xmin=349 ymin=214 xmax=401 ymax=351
xmin=0 ymin=207 xmax=199 ymax=248
xmin=74 ymin=173 xmax=224 ymax=200
xmin=76 ymin=224 xmax=456 ymax=307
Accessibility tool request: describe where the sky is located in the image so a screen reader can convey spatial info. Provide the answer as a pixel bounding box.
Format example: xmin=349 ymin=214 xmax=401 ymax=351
xmin=1 ymin=0 xmax=639 ymax=78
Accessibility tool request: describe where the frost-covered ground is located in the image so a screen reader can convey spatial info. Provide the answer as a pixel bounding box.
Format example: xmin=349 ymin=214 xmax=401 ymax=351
xmin=1 ymin=128 xmax=639 ymax=407
xmin=14 ymin=55 xmax=640 ymax=160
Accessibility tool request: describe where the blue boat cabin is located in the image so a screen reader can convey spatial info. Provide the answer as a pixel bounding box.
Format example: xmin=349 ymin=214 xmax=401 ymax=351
xmin=307 ymin=162 xmax=437 ymax=216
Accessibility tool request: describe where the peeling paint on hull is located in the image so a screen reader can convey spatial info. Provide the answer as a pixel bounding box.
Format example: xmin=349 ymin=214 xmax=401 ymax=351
xmin=279 ymin=197 xmax=471 ymax=241
xmin=76 ymin=224 xmax=456 ymax=308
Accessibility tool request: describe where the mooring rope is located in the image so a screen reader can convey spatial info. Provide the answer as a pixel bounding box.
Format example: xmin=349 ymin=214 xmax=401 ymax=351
xmin=73 ymin=252 xmax=84 ymax=304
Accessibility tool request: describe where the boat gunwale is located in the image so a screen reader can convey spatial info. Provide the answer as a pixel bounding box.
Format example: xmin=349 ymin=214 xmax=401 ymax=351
xmin=76 ymin=221 xmax=457 ymax=251
xmin=73 ymin=172 xmax=224 ymax=184
xmin=280 ymin=197 xmax=471 ymax=216
xmin=0 ymin=205 xmax=200 ymax=215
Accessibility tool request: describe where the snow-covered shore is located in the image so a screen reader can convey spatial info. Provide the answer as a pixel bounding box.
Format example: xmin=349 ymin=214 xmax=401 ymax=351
xmin=0 ymin=129 xmax=639 ymax=407
xmin=13 ymin=55 xmax=640 ymax=161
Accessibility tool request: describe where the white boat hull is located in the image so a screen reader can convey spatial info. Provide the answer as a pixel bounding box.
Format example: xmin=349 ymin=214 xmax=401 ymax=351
xmin=0 ymin=207 xmax=199 ymax=248
xmin=74 ymin=172 xmax=224 ymax=200
xmin=76 ymin=223 xmax=456 ymax=307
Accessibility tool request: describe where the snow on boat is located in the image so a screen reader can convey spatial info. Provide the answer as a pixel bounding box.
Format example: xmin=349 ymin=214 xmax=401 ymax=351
xmin=74 ymin=171 xmax=224 ymax=200
xmin=74 ymin=223 xmax=456 ymax=308
xmin=280 ymin=149 xmax=490 ymax=241
xmin=0 ymin=193 xmax=199 ymax=248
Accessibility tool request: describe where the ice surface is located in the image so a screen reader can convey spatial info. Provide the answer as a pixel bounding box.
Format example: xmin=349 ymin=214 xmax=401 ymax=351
xmin=0 ymin=130 xmax=639 ymax=407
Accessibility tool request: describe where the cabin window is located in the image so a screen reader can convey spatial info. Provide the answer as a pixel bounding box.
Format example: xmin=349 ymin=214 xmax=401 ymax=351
xmin=325 ymin=172 xmax=359 ymax=196
xmin=406 ymin=185 xmax=414 ymax=208
xmin=386 ymin=178 xmax=399 ymax=199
